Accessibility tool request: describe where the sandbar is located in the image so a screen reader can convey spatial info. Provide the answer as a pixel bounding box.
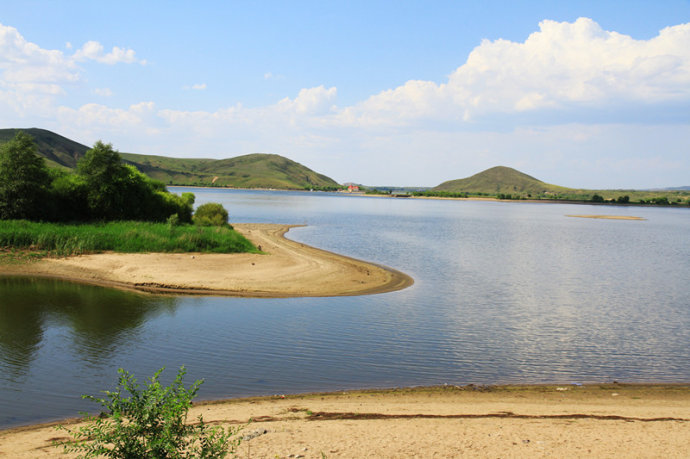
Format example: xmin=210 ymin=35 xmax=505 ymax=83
xmin=566 ymin=214 xmax=646 ymax=220
xmin=2 ymin=384 xmax=688 ymax=458
xmin=0 ymin=223 xmax=412 ymax=297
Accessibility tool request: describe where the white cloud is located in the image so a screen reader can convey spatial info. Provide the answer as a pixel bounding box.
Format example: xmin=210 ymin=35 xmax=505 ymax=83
xmin=183 ymin=83 xmax=207 ymax=91
xmin=277 ymin=85 xmax=337 ymax=115
xmin=344 ymin=18 xmax=690 ymax=126
xmin=73 ymin=40 xmax=145 ymax=65
xmin=93 ymin=87 xmax=113 ymax=97
xmin=0 ymin=22 xmax=146 ymax=120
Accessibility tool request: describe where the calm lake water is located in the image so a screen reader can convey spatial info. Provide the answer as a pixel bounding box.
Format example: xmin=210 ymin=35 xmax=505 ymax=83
xmin=1 ymin=189 xmax=689 ymax=428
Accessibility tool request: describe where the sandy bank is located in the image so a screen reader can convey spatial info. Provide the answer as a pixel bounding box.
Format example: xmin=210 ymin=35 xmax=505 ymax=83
xmin=566 ymin=214 xmax=646 ymax=220
xmin=0 ymin=223 xmax=412 ymax=297
xmin=2 ymin=384 xmax=688 ymax=458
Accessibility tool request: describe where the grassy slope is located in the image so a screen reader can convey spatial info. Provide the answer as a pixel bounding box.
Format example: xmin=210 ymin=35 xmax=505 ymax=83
xmin=434 ymin=166 xmax=569 ymax=195
xmin=0 ymin=128 xmax=88 ymax=170
xmin=0 ymin=128 xmax=340 ymax=189
xmin=433 ymin=165 xmax=690 ymax=203
xmin=120 ymin=152 xmax=340 ymax=188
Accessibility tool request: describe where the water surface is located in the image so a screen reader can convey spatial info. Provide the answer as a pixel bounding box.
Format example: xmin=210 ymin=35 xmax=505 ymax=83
xmin=1 ymin=190 xmax=688 ymax=428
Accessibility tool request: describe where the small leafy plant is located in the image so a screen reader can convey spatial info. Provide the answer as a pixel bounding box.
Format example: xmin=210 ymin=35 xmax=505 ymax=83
xmin=56 ymin=366 xmax=241 ymax=458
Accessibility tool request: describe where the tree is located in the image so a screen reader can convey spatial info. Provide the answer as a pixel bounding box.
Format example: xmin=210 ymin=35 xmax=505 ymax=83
xmin=76 ymin=142 xmax=194 ymax=222
xmin=77 ymin=141 xmax=131 ymax=220
xmin=193 ymin=202 xmax=230 ymax=227
xmin=57 ymin=367 xmax=241 ymax=458
xmin=0 ymin=131 xmax=52 ymax=220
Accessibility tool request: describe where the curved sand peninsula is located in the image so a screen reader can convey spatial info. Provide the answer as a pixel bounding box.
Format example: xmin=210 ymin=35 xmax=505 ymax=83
xmin=2 ymin=384 xmax=688 ymax=458
xmin=0 ymin=224 xmax=412 ymax=297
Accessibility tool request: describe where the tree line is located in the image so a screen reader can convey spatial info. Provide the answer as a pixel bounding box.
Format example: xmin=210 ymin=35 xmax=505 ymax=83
xmin=0 ymin=132 xmax=194 ymax=223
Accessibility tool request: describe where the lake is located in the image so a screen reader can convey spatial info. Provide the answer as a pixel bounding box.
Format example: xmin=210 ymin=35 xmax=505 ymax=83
xmin=1 ymin=189 xmax=689 ymax=428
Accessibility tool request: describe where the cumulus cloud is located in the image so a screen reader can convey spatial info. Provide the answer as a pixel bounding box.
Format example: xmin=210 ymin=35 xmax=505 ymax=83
xmin=277 ymin=85 xmax=337 ymax=115
xmin=0 ymin=22 xmax=146 ymax=119
xmin=347 ymin=18 xmax=690 ymax=126
xmin=73 ymin=40 xmax=145 ymax=65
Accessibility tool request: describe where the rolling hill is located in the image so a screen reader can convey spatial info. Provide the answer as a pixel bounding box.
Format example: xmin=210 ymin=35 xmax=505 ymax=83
xmin=432 ymin=165 xmax=690 ymax=204
xmin=0 ymin=128 xmax=340 ymax=189
xmin=433 ymin=166 xmax=568 ymax=195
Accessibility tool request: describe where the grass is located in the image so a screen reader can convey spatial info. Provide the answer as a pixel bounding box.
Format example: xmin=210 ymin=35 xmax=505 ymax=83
xmin=0 ymin=220 xmax=259 ymax=257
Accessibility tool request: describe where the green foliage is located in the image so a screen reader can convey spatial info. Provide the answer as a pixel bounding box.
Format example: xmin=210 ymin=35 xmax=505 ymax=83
xmin=0 ymin=132 xmax=194 ymax=223
xmin=56 ymin=367 xmax=241 ymax=458
xmin=617 ymin=195 xmax=630 ymax=204
xmin=194 ymin=203 xmax=230 ymax=227
xmin=591 ymin=194 xmax=604 ymax=203
xmin=0 ymin=220 xmax=257 ymax=255
xmin=0 ymin=132 xmax=52 ymax=220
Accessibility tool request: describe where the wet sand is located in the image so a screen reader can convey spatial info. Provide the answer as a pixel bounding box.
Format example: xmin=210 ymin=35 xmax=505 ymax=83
xmin=2 ymin=384 xmax=688 ymax=458
xmin=0 ymin=223 xmax=412 ymax=297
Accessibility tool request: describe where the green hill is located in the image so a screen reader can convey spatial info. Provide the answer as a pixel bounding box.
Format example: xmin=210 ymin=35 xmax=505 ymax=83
xmin=0 ymin=128 xmax=340 ymax=190
xmin=0 ymin=128 xmax=89 ymax=170
xmin=433 ymin=166 xmax=568 ymax=195
xmin=431 ymin=165 xmax=689 ymax=204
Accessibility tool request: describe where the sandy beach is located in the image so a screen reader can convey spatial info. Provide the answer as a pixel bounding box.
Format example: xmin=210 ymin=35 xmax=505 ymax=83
xmin=0 ymin=223 xmax=412 ymax=297
xmin=2 ymin=384 xmax=688 ymax=458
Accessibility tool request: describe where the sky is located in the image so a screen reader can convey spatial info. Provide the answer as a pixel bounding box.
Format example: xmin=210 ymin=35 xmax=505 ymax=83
xmin=1 ymin=1 xmax=689 ymax=188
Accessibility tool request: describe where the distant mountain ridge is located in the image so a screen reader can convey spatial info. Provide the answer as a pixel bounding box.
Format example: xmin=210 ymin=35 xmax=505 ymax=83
xmin=433 ymin=165 xmax=568 ymax=195
xmin=0 ymin=128 xmax=340 ymax=189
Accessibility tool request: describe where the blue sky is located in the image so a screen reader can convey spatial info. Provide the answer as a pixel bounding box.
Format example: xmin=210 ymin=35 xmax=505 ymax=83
xmin=1 ymin=1 xmax=689 ymax=188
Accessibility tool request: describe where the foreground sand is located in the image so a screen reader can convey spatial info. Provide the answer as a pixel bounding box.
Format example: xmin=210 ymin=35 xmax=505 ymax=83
xmin=0 ymin=223 xmax=412 ymax=297
xmin=2 ymin=385 xmax=688 ymax=458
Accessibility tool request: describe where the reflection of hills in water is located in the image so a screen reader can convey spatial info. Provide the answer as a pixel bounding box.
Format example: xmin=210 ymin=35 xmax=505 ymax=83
xmin=0 ymin=277 xmax=179 ymax=378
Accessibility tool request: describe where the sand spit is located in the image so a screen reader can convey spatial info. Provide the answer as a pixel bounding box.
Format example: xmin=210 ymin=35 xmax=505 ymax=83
xmin=2 ymin=384 xmax=689 ymax=458
xmin=566 ymin=214 xmax=646 ymax=220
xmin=0 ymin=223 xmax=412 ymax=297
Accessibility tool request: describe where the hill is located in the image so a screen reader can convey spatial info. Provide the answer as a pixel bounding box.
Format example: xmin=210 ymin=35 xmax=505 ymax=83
xmin=0 ymin=128 xmax=89 ymax=170
xmin=431 ymin=165 xmax=690 ymax=204
xmin=433 ymin=166 xmax=568 ymax=195
xmin=0 ymin=128 xmax=340 ymax=190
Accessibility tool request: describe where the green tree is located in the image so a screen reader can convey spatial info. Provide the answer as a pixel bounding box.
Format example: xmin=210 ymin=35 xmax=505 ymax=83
xmin=591 ymin=194 xmax=604 ymax=203
xmin=77 ymin=141 xmax=131 ymax=220
xmin=57 ymin=367 xmax=241 ymax=458
xmin=0 ymin=132 xmax=52 ymax=220
xmin=193 ymin=202 xmax=230 ymax=227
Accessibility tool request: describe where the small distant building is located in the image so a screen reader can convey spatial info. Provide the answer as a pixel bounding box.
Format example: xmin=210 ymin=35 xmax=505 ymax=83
xmin=347 ymin=185 xmax=360 ymax=192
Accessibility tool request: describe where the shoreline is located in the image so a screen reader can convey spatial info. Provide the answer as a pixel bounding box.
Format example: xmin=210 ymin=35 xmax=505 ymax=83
xmin=0 ymin=223 xmax=413 ymax=297
xmin=3 ymin=383 xmax=689 ymax=457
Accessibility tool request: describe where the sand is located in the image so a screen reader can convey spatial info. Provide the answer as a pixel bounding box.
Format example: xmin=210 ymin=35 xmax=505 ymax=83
xmin=2 ymin=385 xmax=688 ymax=458
xmin=0 ymin=223 xmax=412 ymax=297
xmin=566 ymin=214 xmax=646 ymax=220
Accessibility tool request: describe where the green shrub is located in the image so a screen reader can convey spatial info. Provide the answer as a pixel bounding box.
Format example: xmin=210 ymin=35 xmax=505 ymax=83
xmin=56 ymin=367 xmax=241 ymax=458
xmin=194 ymin=203 xmax=230 ymax=227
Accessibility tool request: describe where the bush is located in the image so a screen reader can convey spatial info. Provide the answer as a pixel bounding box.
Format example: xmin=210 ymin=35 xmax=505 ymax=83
xmin=56 ymin=366 xmax=241 ymax=458
xmin=194 ymin=203 xmax=230 ymax=227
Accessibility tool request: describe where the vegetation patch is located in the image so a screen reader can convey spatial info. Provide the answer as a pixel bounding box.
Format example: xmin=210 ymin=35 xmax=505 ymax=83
xmin=0 ymin=220 xmax=258 ymax=257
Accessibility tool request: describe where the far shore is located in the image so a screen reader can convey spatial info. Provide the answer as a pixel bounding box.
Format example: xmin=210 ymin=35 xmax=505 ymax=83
xmin=0 ymin=223 xmax=413 ymax=297
xmin=167 ymin=185 xmax=690 ymax=209
xmin=2 ymin=383 xmax=689 ymax=458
